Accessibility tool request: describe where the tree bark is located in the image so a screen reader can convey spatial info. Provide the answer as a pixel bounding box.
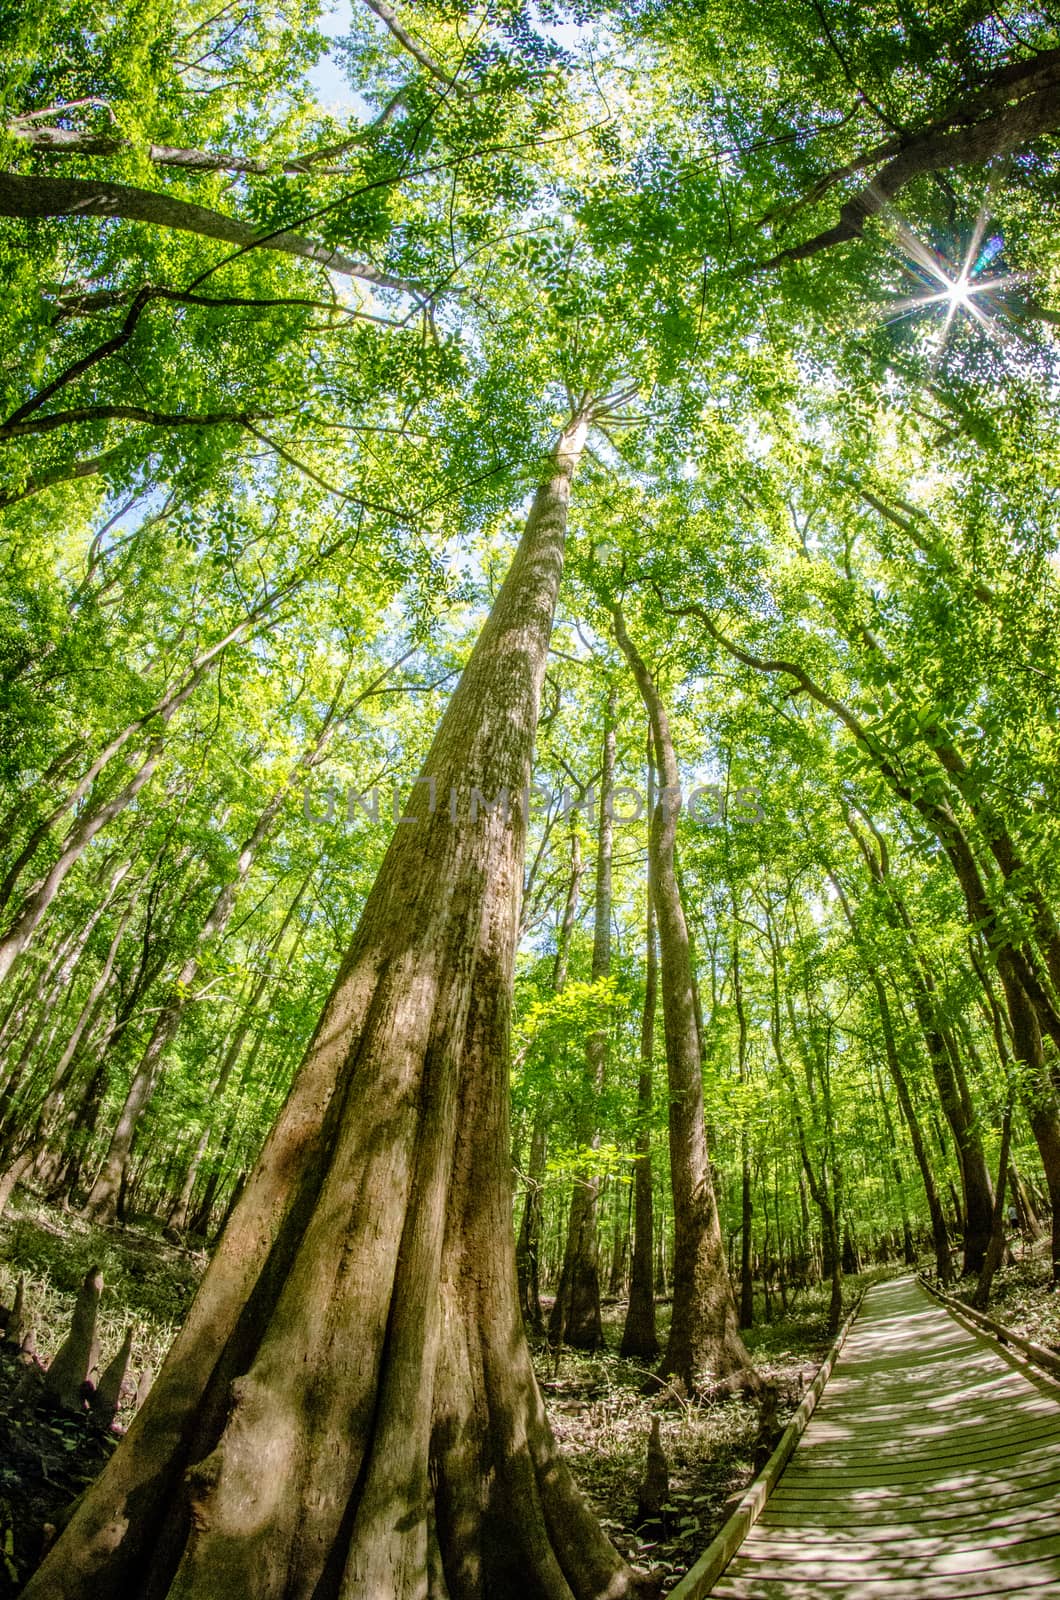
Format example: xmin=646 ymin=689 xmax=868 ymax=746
xmin=548 ymin=691 xmax=615 ymax=1351
xmin=621 ymin=731 xmax=659 ymax=1360
xmin=612 ymin=605 xmax=754 ymax=1391
xmin=732 ymin=924 xmax=755 ymax=1329
xmin=516 ymin=826 xmax=583 ymax=1335
xmin=24 ymin=405 xmax=644 ymax=1600
xmin=0 ymin=171 xmax=423 ymax=294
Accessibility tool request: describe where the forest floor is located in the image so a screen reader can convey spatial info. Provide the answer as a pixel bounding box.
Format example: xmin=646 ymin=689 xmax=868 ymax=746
xmin=0 ymin=1196 xmax=893 ymax=1597
xmin=537 ymin=1283 xmax=856 ymax=1592
xmin=948 ymin=1230 xmax=1060 ymax=1350
xmin=0 ymin=1197 xmax=204 ymax=1595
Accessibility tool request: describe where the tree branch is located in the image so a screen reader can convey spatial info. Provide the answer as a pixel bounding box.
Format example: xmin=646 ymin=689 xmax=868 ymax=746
xmin=357 ymin=0 xmax=467 ymax=94
xmin=0 ymin=446 xmax=127 ymax=507
xmin=0 ymin=171 xmax=426 ymax=295
xmin=6 ymin=121 xmax=367 ymax=176
xmin=760 ymin=48 xmax=1060 ymax=266
xmin=0 ymin=405 xmax=264 ymax=441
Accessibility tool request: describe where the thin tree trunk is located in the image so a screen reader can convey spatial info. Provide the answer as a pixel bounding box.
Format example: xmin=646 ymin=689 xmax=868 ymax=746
xmin=516 ymin=826 xmax=583 ymax=1334
xmin=621 ymin=730 xmax=659 ymax=1360
xmin=612 ymin=604 xmax=754 ymax=1391
xmin=549 ymin=691 xmax=615 ymax=1350
xmin=732 ymin=922 xmax=754 ymax=1329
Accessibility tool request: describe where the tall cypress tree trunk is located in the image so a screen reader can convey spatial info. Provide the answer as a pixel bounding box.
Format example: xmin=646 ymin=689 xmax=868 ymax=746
xmin=621 ymin=730 xmax=658 ymax=1360
xmin=612 ymin=605 xmax=754 ymax=1392
xmin=26 ymin=405 xmax=644 ymax=1600
xmin=548 ymin=691 xmax=615 ymax=1350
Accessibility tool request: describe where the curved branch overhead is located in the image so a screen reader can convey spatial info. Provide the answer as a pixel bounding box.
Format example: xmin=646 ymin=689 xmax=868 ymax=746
xmin=761 ymin=48 xmax=1060 ymax=266
xmin=0 ymin=171 xmax=426 ymax=294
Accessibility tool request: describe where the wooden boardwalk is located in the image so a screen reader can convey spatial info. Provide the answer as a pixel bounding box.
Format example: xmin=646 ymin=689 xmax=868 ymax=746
xmin=711 ymin=1275 xmax=1060 ymax=1598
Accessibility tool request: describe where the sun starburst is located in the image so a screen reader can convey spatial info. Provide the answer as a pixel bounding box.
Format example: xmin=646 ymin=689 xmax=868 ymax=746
xmin=879 ymin=203 xmax=1026 ymax=360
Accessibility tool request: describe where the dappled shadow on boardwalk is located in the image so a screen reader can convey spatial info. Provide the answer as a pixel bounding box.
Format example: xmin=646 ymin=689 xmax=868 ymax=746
xmin=711 ymin=1276 xmax=1060 ymax=1598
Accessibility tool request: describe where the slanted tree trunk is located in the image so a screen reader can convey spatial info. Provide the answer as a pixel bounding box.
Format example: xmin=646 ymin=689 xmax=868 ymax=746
xmin=1009 ymin=1160 xmax=1044 ymax=1239
xmin=548 ymin=691 xmax=615 ymax=1350
xmin=168 ymin=881 xmax=311 ymax=1234
xmin=25 ymin=403 xmax=646 ymax=1600
xmin=621 ymin=731 xmax=659 ymax=1360
xmin=830 ymin=869 xmax=951 ymax=1282
xmin=0 ymin=734 xmax=173 ymax=992
xmin=81 ymin=687 xmax=353 ymax=1224
xmin=0 ymin=171 xmax=420 ymax=294
xmin=0 ymin=866 xmax=145 ymax=1214
xmin=973 ymin=1101 xmax=1013 ymax=1309
xmin=612 ymin=605 xmax=754 ymax=1392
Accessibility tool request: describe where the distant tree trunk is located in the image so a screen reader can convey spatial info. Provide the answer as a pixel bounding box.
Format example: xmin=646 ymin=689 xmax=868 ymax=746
xmin=168 ymin=882 xmax=311 ymax=1233
xmin=82 ymin=686 xmax=353 ymax=1224
xmin=654 ymin=1196 xmax=668 ymax=1295
xmin=607 ymin=1182 xmax=628 ymax=1297
xmin=549 ymin=691 xmax=615 ymax=1351
xmin=873 ymin=973 xmax=952 ymax=1279
xmin=621 ymin=730 xmax=659 ymax=1361
xmin=874 ymin=1068 xmax=917 ymax=1266
xmin=53 ymin=1056 xmax=109 ymax=1199
xmin=612 ymin=605 xmax=754 ymax=1392
xmin=25 ymin=405 xmax=644 ymax=1600
xmin=731 ymin=923 xmax=755 ymax=1329
xmin=515 ymin=1106 xmax=548 ymax=1336
xmin=516 ymin=827 xmax=583 ymax=1335
xmin=973 ymin=1101 xmax=1013 ymax=1309
xmin=1009 ymin=1161 xmax=1044 ymax=1239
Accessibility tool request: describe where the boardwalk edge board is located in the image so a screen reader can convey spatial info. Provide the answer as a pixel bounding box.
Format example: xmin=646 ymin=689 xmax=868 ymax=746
xmin=917 ymin=1273 xmax=1060 ymax=1384
xmin=666 ymin=1292 xmax=866 ymax=1600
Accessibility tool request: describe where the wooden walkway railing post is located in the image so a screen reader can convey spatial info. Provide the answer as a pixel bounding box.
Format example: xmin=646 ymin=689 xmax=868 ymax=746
xmin=668 ymin=1293 xmax=864 ymax=1600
